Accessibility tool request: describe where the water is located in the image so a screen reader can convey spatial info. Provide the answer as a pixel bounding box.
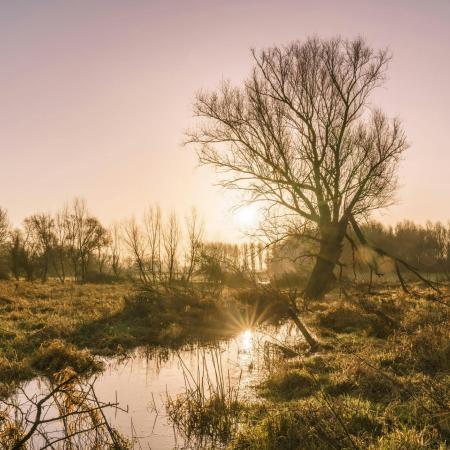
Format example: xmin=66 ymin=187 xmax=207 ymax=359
xmin=5 ymin=323 xmax=302 ymax=449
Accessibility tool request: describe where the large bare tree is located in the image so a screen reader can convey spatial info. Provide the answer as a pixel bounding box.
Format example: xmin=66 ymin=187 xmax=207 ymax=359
xmin=188 ymin=37 xmax=408 ymax=299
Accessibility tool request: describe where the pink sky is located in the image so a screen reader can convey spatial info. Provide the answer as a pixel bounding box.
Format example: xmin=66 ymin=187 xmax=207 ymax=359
xmin=1 ymin=0 xmax=449 ymax=240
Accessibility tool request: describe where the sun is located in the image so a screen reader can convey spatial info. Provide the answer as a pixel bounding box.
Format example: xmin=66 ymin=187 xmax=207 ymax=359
xmin=235 ymin=205 xmax=259 ymax=229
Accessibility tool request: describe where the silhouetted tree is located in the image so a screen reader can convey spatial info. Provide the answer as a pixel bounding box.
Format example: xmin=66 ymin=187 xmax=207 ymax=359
xmin=123 ymin=217 xmax=150 ymax=284
xmin=24 ymin=213 xmax=55 ymax=282
xmin=163 ymin=212 xmax=180 ymax=283
xmin=143 ymin=205 xmax=162 ymax=282
xmin=189 ymin=37 xmax=407 ymax=299
xmin=53 ymin=207 xmax=69 ymax=282
xmin=109 ymin=223 xmax=122 ymax=279
xmin=0 ymin=208 xmax=10 ymax=279
xmin=184 ymin=208 xmax=204 ymax=283
xmin=65 ymin=199 xmax=109 ymax=282
xmin=9 ymin=229 xmax=22 ymax=281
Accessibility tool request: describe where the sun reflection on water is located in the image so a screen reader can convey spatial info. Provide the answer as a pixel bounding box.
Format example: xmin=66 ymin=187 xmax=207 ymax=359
xmin=241 ymin=329 xmax=253 ymax=353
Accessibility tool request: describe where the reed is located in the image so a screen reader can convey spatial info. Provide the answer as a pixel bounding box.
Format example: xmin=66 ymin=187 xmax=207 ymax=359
xmin=166 ymin=346 xmax=242 ymax=447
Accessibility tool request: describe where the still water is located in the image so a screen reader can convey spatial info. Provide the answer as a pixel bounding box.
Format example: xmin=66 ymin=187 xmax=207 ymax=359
xmin=10 ymin=324 xmax=302 ymax=449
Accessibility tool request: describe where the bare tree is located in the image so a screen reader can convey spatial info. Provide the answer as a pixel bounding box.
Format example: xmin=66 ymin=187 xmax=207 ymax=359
xmin=53 ymin=207 xmax=69 ymax=282
xmin=0 ymin=207 xmax=10 ymax=279
xmin=0 ymin=207 xmax=9 ymax=246
xmin=143 ymin=205 xmax=162 ymax=282
xmin=21 ymin=222 xmax=40 ymax=281
xmin=163 ymin=211 xmax=181 ymax=283
xmin=65 ymin=199 xmax=109 ymax=282
xmin=188 ymin=37 xmax=408 ymax=299
xmin=24 ymin=213 xmax=55 ymax=282
xmin=109 ymin=222 xmax=122 ymax=279
xmin=9 ymin=229 xmax=22 ymax=280
xmin=123 ymin=217 xmax=149 ymax=284
xmin=184 ymin=208 xmax=204 ymax=283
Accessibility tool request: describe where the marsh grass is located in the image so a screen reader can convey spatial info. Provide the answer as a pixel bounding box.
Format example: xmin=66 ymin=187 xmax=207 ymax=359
xmin=0 ymin=280 xmax=237 ymax=399
xmin=0 ymin=280 xmax=449 ymax=448
xmin=166 ymin=347 xmax=243 ymax=448
xmin=230 ymin=287 xmax=450 ymax=449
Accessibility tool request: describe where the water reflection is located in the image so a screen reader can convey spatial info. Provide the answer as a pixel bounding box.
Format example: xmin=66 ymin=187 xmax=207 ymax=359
xmin=241 ymin=329 xmax=253 ymax=354
xmin=4 ymin=324 xmax=304 ymax=449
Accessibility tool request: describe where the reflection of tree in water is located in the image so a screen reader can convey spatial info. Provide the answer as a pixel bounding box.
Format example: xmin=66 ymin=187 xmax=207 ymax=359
xmin=0 ymin=368 xmax=130 ymax=449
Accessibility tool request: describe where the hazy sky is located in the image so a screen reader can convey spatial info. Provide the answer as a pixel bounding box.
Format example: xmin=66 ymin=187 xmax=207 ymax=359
xmin=1 ymin=0 xmax=449 ymax=240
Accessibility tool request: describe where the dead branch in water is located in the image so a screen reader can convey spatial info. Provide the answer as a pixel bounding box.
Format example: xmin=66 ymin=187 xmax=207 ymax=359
xmin=1 ymin=369 xmax=130 ymax=450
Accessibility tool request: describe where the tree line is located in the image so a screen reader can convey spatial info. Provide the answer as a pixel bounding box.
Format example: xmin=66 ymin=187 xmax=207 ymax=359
xmin=1 ymin=200 xmax=447 ymax=286
xmin=0 ymin=199 xmax=269 ymax=285
xmin=269 ymin=220 xmax=450 ymax=285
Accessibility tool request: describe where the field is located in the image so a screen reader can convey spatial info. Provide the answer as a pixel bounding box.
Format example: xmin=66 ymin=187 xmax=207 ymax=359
xmin=0 ymin=280 xmax=237 ymax=399
xmin=230 ymin=287 xmax=450 ymax=449
xmin=0 ymin=280 xmax=448 ymax=448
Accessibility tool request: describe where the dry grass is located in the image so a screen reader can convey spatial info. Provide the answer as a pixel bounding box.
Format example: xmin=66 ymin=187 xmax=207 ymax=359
xmin=0 ymin=280 xmax=449 ymax=448
xmin=229 ymin=286 xmax=450 ymax=449
xmin=0 ymin=280 xmax=130 ymax=396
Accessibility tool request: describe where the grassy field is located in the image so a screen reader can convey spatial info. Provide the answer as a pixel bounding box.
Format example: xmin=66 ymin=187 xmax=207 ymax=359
xmin=230 ymin=288 xmax=450 ymax=449
xmin=0 ymin=280 xmax=448 ymax=448
xmin=0 ymin=280 xmax=238 ymax=399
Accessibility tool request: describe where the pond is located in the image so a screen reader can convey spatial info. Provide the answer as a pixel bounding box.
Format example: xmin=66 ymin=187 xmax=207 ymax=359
xmin=5 ymin=323 xmax=303 ymax=449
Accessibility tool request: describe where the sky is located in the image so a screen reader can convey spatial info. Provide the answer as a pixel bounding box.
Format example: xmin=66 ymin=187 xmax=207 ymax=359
xmin=1 ymin=0 xmax=449 ymax=240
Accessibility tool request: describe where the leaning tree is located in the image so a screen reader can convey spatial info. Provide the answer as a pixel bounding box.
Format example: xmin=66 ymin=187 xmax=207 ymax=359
xmin=188 ymin=37 xmax=409 ymax=299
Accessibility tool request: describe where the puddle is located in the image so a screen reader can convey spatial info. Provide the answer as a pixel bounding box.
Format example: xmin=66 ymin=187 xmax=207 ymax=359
xmin=5 ymin=323 xmax=302 ymax=449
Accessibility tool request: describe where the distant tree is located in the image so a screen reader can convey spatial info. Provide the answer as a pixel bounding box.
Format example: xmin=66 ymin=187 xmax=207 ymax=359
xmin=143 ymin=205 xmax=162 ymax=282
xmin=123 ymin=217 xmax=149 ymax=284
xmin=9 ymin=229 xmax=23 ymax=280
xmin=65 ymin=199 xmax=109 ymax=282
xmin=199 ymin=244 xmax=225 ymax=285
xmin=184 ymin=208 xmax=204 ymax=283
xmin=109 ymin=223 xmax=122 ymax=279
xmin=0 ymin=207 xmax=9 ymax=245
xmin=24 ymin=213 xmax=55 ymax=282
xmin=189 ymin=37 xmax=407 ymax=299
xmin=163 ymin=212 xmax=180 ymax=283
xmin=20 ymin=222 xmax=40 ymax=281
xmin=0 ymin=208 xmax=10 ymax=279
xmin=53 ymin=207 xmax=69 ymax=282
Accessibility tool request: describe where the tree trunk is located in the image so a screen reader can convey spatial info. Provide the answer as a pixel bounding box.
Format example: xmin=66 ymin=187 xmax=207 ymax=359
xmin=304 ymin=226 xmax=344 ymax=300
